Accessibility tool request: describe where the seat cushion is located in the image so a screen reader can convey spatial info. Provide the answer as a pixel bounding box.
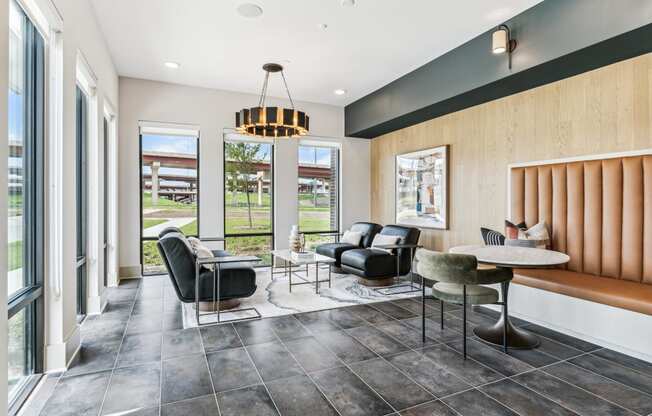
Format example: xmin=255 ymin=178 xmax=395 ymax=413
xmin=341 ymin=248 xmax=396 ymax=278
xmin=513 ymin=269 xmax=652 ymax=316
xmin=432 ymin=282 xmax=499 ymax=305
xmin=316 ymin=242 xmax=357 ymax=266
xmin=194 ymin=262 xmax=257 ymax=302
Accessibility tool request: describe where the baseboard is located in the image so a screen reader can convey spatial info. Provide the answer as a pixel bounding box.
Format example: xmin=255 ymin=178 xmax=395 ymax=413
xmin=45 ymin=325 xmax=81 ymax=373
xmin=485 ymin=283 xmax=652 ymax=363
xmin=119 ymin=265 xmax=141 ymax=279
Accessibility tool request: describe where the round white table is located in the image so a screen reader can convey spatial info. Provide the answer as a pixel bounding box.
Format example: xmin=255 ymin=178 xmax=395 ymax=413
xmin=449 ymin=245 xmax=570 ymax=349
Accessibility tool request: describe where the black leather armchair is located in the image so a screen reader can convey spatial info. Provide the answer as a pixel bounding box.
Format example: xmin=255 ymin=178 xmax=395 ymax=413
xmin=340 ymin=225 xmax=421 ymax=286
xmin=157 ymin=227 xmax=229 ymax=258
xmin=157 ymin=231 xmax=257 ymax=304
xmin=315 ymin=222 xmax=383 ymax=272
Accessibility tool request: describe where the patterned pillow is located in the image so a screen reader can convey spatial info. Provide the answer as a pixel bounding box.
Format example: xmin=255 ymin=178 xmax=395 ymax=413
xmin=480 ymin=228 xmax=505 ymax=246
xmin=504 ymin=220 xmax=527 ymax=240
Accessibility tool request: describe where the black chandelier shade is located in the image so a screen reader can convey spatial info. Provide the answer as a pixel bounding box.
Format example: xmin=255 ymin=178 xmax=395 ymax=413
xmin=234 ymin=63 xmax=309 ymax=138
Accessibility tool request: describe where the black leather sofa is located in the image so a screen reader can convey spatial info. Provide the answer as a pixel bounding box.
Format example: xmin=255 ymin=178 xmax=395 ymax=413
xmin=315 ymin=222 xmax=383 ymax=272
xmin=340 ymin=225 xmax=421 ymax=286
xmin=156 ymin=230 xmax=257 ymax=305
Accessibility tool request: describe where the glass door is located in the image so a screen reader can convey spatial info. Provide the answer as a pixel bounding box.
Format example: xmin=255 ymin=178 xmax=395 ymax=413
xmin=75 ymin=86 xmax=88 ymax=321
xmin=7 ymin=1 xmax=45 ymax=412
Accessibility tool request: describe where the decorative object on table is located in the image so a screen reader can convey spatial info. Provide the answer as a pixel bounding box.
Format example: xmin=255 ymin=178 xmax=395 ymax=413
xmin=395 ymin=145 xmax=449 ymax=229
xmin=480 ymin=227 xmax=505 ymax=246
xmin=235 ymin=63 xmax=309 ymax=138
xmin=290 ymin=251 xmax=315 ymax=262
xmin=416 ymin=249 xmax=509 ymax=358
xmin=504 ymin=220 xmax=549 ymax=249
xmin=289 ymin=225 xmax=304 ymax=252
xmin=504 ymin=220 xmax=526 ymax=239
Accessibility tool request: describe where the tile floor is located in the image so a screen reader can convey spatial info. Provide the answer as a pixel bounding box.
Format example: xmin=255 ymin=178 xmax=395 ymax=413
xmin=35 ymin=275 xmax=652 ymax=416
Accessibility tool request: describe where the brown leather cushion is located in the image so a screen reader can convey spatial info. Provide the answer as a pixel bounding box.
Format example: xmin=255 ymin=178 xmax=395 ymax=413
xmin=514 ymin=269 xmax=652 ymax=316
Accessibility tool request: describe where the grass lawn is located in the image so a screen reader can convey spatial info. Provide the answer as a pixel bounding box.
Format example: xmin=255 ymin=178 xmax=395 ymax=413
xmin=143 ymin=219 xmax=166 ymax=229
xmin=180 ymin=220 xmax=197 ymax=236
xmin=8 ymin=241 xmax=22 ymax=271
xmin=142 ymin=191 xmax=196 ymax=211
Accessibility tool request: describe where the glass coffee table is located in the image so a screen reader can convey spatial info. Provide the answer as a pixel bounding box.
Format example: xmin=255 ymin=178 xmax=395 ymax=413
xmin=270 ymin=249 xmax=335 ymax=294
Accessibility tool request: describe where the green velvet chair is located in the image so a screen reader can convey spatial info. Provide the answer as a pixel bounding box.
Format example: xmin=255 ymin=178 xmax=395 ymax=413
xmin=416 ymin=249 xmax=512 ymax=358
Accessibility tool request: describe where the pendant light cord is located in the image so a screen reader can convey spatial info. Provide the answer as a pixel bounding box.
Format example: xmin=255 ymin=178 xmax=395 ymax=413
xmin=280 ymin=70 xmax=295 ymax=109
xmin=258 ymin=70 xmax=270 ymax=107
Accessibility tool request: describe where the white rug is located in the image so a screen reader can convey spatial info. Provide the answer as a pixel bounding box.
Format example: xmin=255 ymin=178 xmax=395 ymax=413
xmin=182 ymin=266 xmax=431 ymax=327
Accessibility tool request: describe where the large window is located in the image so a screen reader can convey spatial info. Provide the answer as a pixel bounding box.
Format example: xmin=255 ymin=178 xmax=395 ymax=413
xmin=7 ymin=0 xmax=45 ymax=410
xmin=140 ymin=133 xmax=199 ymax=274
xmin=75 ymin=86 xmax=88 ymax=320
xmin=298 ymin=145 xmax=339 ymax=250
xmin=224 ymin=141 xmax=273 ymax=265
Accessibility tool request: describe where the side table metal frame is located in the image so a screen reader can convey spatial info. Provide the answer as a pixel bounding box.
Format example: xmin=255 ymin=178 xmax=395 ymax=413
xmin=373 ymin=244 xmax=423 ymax=295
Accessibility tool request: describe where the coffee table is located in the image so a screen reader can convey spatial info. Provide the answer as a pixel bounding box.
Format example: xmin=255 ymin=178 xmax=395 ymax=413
xmin=270 ymin=249 xmax=335 ymax=294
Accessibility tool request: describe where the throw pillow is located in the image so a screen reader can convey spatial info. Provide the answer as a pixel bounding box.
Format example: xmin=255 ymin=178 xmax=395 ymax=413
xmin=504 ymin=220 xmax=526 ymax=240
xmin=524 ymin=221 xmax=550 ymax=249
xmin=371 ymin=234 xmax=400 ymax=254
xmin=341 ymin=230 xmax=363 ymax=246
xmin=187 ymin=237 xmax=214 ymax=270
xmin=480 ymin=227 xmax=505 ymax=246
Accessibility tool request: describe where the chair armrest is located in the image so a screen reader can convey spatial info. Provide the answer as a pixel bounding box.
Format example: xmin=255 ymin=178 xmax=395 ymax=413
xmin=476 ymin=267 xmax=513 ymax=285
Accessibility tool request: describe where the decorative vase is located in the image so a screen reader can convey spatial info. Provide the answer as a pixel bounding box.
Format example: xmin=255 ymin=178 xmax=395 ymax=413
xmin=289 ymin=225 xmax=302 ymax=252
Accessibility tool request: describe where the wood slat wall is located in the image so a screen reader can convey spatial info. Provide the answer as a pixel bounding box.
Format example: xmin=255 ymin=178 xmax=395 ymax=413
xmin=370 ymin=53 xmax=652 ymax=253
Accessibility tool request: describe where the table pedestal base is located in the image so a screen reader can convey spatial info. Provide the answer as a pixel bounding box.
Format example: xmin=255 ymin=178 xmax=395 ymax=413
xmin=473 ymin=280 xmax=540 ymax=350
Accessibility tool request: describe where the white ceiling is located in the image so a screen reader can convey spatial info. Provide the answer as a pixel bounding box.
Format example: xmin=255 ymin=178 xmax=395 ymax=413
xmin=90 ymin=0 xmax=541 ymax=106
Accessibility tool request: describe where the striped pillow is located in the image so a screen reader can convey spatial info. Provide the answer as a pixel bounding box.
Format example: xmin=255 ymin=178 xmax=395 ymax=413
xmin=480 ymin=227 xmax=505 ymax=246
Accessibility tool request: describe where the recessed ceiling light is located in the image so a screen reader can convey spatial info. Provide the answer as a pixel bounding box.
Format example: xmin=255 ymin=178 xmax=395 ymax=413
xmin=341 ymin=0 xmax=355 ymax=7
xmin=237 ymin=3 xmax=263 ymax=18
xmin=318 ymin=23 xmax=328 ymax=30
xmin=334 ymin=89 xmax=347 ymax=96
xmin=164 ymin=62 xmax=180 ymax=69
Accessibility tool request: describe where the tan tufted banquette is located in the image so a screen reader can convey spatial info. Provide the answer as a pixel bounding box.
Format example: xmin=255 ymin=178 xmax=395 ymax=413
xmin=509 ymin=153 xmax=652 ymax=315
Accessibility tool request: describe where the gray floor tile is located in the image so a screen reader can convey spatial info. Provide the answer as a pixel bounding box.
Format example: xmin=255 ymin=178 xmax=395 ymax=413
xmin=536 ymin=336 xmax=585 ymax=360
xmin=484 ymin=340 xmax=560 ymax=368
xmin=107 ymin=287 xmax=139 ymax=303
xmin=323 ymin=308 xmax=368 ymax=329
xmin=65 ymin=338 xmax=121 ymax=377
xmin=399 ymin=400 xmax=458 ymax=416
xmin=399 ymin=317 xmax=462 ymax=343
xmin=161 ymin=353 xmax=213 ymax=404
xmin=420 ymin=344 xmax=504 ymax=386
xmin=544 ymin=361 xmax=652 ymax=415
xmin=347 ymin=304 xmax=395 ymax=324
xmin=268 ymin=315 xmax=311 ymax=340
xmin=569 ymin=354 xmax=652 ymax=396
xmin=390 ymin=298 xmax=439 ymax=316
xmin=161 ymin=394 xmax=219 ymax=416
xmin=101 ymin=363 xmax=161 ymax=415
xmin=283 ymin=336 xmax=343 ymax=372
xmin=345 ymin=325 xmax=410 ymax=356
xmin=133 ymin=298 xmax=164 ymax=315
xmin=41 ymin=370 xmax=112 ymax=416
xmin=162 ymin=328 xmax=203 ymax=359
xmin=312 ymin=366 xmax=394 ymax=416
xmin=81 ymin=318 xmax=127 ymax=342
xmin=137 ymin=285 xmax=164 ymax=300
xmin=101 ymin=301 xmax=133 ymax=321
xmin=266 ymin=374 xmax=338 ymax=416
xmin=375 ymin=320 xmax=438 ymax=348
xmin=592 ymin=348 xmax=652 ymax=378
xmin=443 ymin=389 xmax=518 ymax=416
xmin=313 ymin=330 xmax=378 ymax=364
xmin=524 ymin=323 xmax=600 ymax=352
xmin=116 ymin=332 xmax=162 ymax=368
xmin=446 ymin=338 xmax=533 ymax=377
xmin=513 ymin=370 xmax=635 ymax=416
xmin=126 ymin=314 xmax=163 ymax=335
xmin=246 ymin=340 xmax=305 ymax=381
xmin=295 ymin=311 xmax=342 ymax=333
xmin=206 ymin=347 xmax=260 ymax=392
xmin=117 ymin=279 xmax=141 ymax=289
xmin=200 ymin=324 xmax=242 ymax=352
xmin=480 ymin=379 xmax=578 ymax=416
xmin=163 ymin=311 xmax=184 ymax=331
xmin=216 ymin=385 xmax=279 ymax=416
xmin=370 ymin=301 xmax=417 ymax=319
xmin=386 ymin=350 xmax=471 ymax=398
xmin=350 ymin=358 xmax=434 ymax=411
xmin=233 ymin=318 xmax=278 ymax=345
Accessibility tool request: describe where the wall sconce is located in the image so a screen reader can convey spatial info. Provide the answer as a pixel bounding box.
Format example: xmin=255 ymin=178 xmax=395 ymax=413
xmin=492 ymin=24 xmax=517 ymax=69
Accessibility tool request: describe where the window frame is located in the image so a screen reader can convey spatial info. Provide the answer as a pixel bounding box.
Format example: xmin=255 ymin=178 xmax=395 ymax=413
xmin=222 ymin=139 xmax=275 ymax=266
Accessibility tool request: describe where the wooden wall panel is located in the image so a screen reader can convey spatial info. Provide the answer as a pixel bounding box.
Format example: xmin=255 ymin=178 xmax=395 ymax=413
xmin=370 ymin=53 xmax=652 ymax=254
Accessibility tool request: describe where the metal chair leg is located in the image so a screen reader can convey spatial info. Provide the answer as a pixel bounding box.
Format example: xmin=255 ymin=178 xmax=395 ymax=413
xmin=440 ymin=299 xmax=444 ymax=330
xmin=463 ymin=285 xmax=467 ymax=360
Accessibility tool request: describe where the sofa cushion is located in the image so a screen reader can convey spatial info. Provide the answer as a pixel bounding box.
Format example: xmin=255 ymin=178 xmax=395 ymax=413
xmin=350 ymin=222 xmax=384 ymax=248
xmin=316 ymin=242 xmax=357 ymax=266
xmin=341 ymin=248 xmax=396 ymax=278
xmin=514 ymin=269 xmax=652 ymax=316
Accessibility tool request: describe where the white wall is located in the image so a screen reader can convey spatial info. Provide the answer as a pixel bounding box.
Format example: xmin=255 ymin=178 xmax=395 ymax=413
xmin=44 ymin=0 xmax=119 ymax=371
xmin=118 ymin=77 xmax=370 ymax=275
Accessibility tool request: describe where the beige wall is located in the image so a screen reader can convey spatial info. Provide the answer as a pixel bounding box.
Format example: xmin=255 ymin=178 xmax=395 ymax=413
xmin=119 ymin=77 xmax=369 ymax=275
xmin=371 ymin=53 xmax=652 ymax=252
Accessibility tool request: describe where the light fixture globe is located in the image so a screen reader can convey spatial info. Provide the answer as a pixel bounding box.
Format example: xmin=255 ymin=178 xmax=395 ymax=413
xmin=235 ymin=63 xmax=309 ymax=138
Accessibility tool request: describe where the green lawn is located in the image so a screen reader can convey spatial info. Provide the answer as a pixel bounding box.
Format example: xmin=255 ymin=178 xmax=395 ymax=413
xmin=8 ymin=241 xmax=22 ymax=272
xmin=143 ymin=219 xmax=166 ymax=229
xmin=142 ymin=191 xmax=196 ymax=211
